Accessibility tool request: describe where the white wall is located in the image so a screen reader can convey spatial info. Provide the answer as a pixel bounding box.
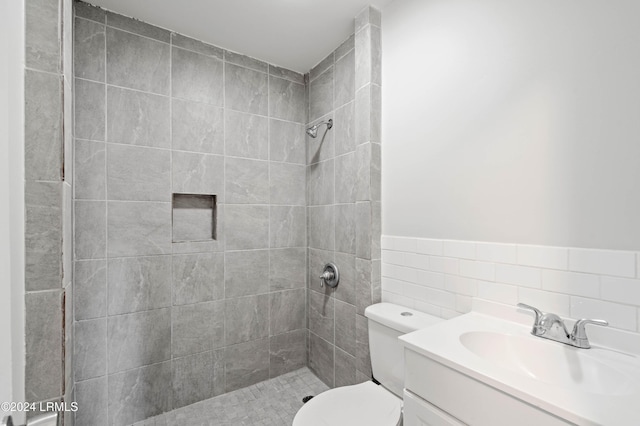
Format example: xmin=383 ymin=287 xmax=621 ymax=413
xmin=382 ymin=0 xmax=640 ymax=250
xmin=0 ymin=0 xmax=26 ymax=421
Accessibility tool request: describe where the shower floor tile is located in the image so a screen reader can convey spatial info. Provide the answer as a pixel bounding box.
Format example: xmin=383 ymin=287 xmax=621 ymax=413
xmin=130 ymin=367 xmax=329 ymax=426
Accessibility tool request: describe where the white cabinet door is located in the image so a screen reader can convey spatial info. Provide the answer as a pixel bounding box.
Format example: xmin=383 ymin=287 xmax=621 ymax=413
xmin=403 ymin=390 xmax=466 ymax=426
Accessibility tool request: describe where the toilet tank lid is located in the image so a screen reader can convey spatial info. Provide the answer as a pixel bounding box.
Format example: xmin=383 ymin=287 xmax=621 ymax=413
xmin=365 ymin=303 xmax=443 ymax=334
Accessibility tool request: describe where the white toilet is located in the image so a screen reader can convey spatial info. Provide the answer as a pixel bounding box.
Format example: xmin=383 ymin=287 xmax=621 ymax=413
xmin=293 ymin=303 xmax=443 ymax=426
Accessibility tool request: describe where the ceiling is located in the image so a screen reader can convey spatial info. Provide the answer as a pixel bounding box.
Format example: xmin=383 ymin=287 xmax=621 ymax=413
xmin=88 ymin=0 xmax=394 ymax=73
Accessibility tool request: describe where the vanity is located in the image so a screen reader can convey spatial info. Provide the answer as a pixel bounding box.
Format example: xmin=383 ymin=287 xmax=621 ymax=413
xmin=399 ymin=304 xmax=640 ymax=426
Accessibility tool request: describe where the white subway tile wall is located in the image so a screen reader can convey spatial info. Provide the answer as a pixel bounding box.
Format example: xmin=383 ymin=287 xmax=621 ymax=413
xmin=381 ymin=236 xmax=640 ymax=335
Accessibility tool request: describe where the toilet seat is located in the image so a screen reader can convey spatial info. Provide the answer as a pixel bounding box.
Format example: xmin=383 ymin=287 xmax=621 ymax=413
xmin=292 ymin=381 xmax=402 ymax=426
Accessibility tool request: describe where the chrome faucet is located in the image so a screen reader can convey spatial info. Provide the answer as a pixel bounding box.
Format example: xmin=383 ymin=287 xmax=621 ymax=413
xmin=517 ymin=303 xmax=608 ymax=349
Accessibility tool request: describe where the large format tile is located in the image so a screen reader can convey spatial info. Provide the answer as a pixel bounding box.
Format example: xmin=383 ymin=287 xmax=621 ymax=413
xmin=309 ymin=68 xmax=334 ymax=122
xmin=269 ymin=330 xmax=307 ymax=378
xmin=335 ymin=152 xmax=357 ymax=203
xmin=269 ymin=77 xmax=306 ymax=123
xmin=335 ymin=300 xmax=356 ymax=356
xmin=75 ymin=139 xmax=106 ymax=200
xmin=225 ymin=110 xmax=268 ymax=160
xmin=270 ymin=248 xmax=306 ymax=291
xmin=224 ymin=205 xmax=269 ymax=250
xmin=335 ymin=101 xmax=356 ymax=156
xmin=269 ymin=162 xmax=306 ymax=206
xmin=356 ymin=314 xmax=372 ymax=377
xmin=106 ymin=12 xmax=170 ymax=42
xmin=173 ymin=253 xmax=224 ymax=305
xmin=75 ymin=200 xmax=106 ymax=260
xmin=74 ymin=259 xmax=107 ymax=320
xmin=270 ymin=289 xmax=306 ymax=335
xmin=224 ymin=250 xmax=269 ymax=298
xmin=107 ymin=308 xmax=171 ymax=373
xmin=75 ymin=1 xmax=105 ymax=22
xmin=171 ymin=33 xmax=223 ymax=59
xmin=269 ymin=64 xmax=305 ymax=84
xmin=107 ymin=201 xmax=171 ymax=257
xmin=356 ymin=201 xmax=372 ymax=259
xmin=225 ymin=51 xmax=268 ymax=73
xmin=107 ymin=256 xmax=172 ymax=315
xmin=335 ymin=347 xmax=357 ymax=387
xmin=25 ymin=182 xmax=61 ymax=291
xmin=225 ymin=63 xmax=268 ymax=115
xmin=74 ymin=318 xmax=107 ymax=381
xmin=335 ymin=203 xmax=356 ymax=255
xmin=74 ymin=78 xmax=105 ymax=142
xmin=172 ymin=301 xmax=225 ymax=358
xmin=356 ymin=258 xmax=374 ymax=316
xmin=307 ymin=159 xmax=334 ymax=206
xmin=334 ymin=252 xmax=356 ymax=305
xmin=225 ymin=158 xmax=269 ymax=204
xmin=107 ymin=86 xmax=170 ymax=148
xmin=75 ymin=377 xmax=107 ymax=426
xmin=172 ymin=351 xmax=218 ymax=409
xmin=172 ymin=99 xmax=224 ymax=154
xmin=355 ymin=85 xmax=372 ymax=145
xmin=224 ymin=338 xmax=270 ymax=392
xmin=269 ymin=119 xmax=305 ymax=164
xmin=108 ymin=361 xmax=172 ymax=425
xmin=270 ymin=206 xmax=305 ymax=248
xmin=107 ymin=144 xmax=171 ymax=201
xmin=310 ymin=52 xmax=333 ymax=82
xmin=25 ymin=0 xmax=60 ymax=73
xmin=309 ymin=332 xmax=334 ymax=388
xmin=25 ymin=290 xmax=62 ymax=402
xmin=172 ymin=47 xmax=224 ymax=105
xmin=308 ymin=248 xmax=333 ymax=290
xmin=308 ymin=290 xmax=334 ymax=343
xmin=355 ymin=25 xmax=371 ymax=89
xmin=224 ymin=295 xmax=269 ymax=345
xmin=308 ymin=205 xmax=335 ymax=251
xmin=74 ymin=17 xmax=105 ymax=81
xmin=106 ymin=27 xmax=170 ymax=94
xmin=334 ymin=49 xmax=355 ymax=108
xmin=172 ymin=151 xmax=224 ymax=195
xmin=26 ymin=70 xmax=62 ymax=180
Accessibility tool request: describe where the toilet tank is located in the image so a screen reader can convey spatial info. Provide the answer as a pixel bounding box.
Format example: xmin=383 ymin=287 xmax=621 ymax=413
xmin=364 ymin=303 xmax=442 ymax=398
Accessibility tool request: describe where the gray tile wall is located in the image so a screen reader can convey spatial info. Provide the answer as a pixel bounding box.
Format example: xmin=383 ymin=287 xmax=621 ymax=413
xmin=306 ymin=6 xmax=382 ymax=388
xmin=72 ymin=2 xmax=307 ymax=424
xmin=24 ymin=0 xmax=74 ymax=423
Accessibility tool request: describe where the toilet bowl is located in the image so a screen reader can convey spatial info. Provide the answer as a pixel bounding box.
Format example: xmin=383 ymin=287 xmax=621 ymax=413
xmin=293 ymin=303 xmax=442 ymax=426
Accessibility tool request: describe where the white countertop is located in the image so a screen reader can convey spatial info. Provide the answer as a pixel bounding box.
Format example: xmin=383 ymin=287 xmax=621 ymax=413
xmin=400 ymin=311 xmax=640 ymax=426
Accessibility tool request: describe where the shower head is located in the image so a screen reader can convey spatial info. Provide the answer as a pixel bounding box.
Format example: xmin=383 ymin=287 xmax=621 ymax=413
xmin=306 ymin=119 xmax=333 ymax=138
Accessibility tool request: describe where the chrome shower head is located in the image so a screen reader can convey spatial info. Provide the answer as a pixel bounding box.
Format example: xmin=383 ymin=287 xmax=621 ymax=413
xmin=306 ymin=119 xmax=333 ymax=138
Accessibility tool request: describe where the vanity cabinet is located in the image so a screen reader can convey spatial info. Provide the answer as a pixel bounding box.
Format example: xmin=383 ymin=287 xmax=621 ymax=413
xmin=403 ymin=349 xmax=573 ymax=426
xmin=403 ymin=390 xmax=465 ymax=426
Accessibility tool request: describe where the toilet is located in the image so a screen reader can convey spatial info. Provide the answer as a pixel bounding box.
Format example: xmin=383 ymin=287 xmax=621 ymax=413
xmin=293 ymin=303 xmax=443 ymax=426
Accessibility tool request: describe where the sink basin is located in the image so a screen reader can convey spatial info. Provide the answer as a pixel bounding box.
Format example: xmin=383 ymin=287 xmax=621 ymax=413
xmin=460 ymin=331 xmax=636 ymax=396
xmin=400 ymin=311 xmax=640 ymax=425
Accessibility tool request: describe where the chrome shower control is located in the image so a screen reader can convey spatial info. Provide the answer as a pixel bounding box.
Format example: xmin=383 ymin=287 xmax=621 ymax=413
xmin=319 ymin=263 xmax=339 ymax=288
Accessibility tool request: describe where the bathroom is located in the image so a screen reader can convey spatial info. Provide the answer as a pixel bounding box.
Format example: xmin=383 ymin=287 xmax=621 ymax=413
xmin=1 ymin=0 xmax=639 ymax=425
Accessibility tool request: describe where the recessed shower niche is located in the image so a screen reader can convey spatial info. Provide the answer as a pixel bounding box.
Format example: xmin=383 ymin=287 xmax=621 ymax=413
xmin=172 ymin=193 xmax=217 ymax=242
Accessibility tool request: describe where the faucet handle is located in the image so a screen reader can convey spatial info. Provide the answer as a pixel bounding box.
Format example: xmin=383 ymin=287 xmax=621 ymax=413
xmin=570 ymin=318 xmax=608 ymax=349
xmin=517 ymin=303 xmax=544 ymax=326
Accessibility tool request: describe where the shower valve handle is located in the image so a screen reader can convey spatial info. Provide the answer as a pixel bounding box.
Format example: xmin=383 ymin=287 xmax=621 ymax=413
xmin=319 ymin=271 xmax=334 ymax=287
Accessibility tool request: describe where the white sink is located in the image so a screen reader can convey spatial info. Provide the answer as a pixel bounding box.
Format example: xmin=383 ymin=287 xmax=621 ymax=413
xmin=400 ymin=311 xmax=640 ymax=425
xmin=460 ymin=331 xmax=635 ymax=396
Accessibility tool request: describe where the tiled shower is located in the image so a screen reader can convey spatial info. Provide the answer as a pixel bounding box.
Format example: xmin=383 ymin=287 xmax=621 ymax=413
xmin=66 ymin=1 xmax=381 ymax=424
